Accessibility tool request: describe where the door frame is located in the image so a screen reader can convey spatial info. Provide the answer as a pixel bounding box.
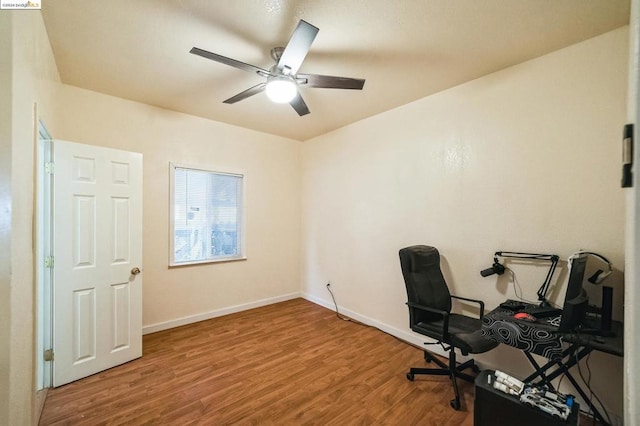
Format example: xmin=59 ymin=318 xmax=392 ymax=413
xmin=625 ymin=0 xmax=640 ymax=423
xmin=36 ymin=120 xmax=53 ymax=390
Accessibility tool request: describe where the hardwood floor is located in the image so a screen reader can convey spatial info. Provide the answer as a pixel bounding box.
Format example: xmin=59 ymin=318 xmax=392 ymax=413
xmin=39 ymin=298 xmax=475 ymax=425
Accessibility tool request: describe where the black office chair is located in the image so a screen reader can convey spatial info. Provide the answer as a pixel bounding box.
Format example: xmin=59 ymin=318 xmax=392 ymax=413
xmin=399 ymin=245 xmax=498 ymax=410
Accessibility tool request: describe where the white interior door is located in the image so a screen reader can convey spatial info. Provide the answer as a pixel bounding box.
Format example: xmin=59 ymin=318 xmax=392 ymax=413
xmin=52 ymin=139 xmax=143 ymax=387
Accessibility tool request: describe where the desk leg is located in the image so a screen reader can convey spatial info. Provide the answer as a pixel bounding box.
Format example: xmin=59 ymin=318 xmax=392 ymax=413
xmin=553 ymin=359 xmax=610 ymax=426
xmin=522 ymin=345 xmax=589 ymax=384
xmin=522 ymin=347 xmax=609 ymax=426
xmin=523 ymin=352 xmax=555 ymax=389
xmin=522 ymin=346 xmax=574 ymax=383
xmin=542 ymin=346 xmax=589 ymax=383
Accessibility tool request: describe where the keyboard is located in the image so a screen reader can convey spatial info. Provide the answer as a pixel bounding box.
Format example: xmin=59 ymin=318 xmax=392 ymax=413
xmin=499 ymin=300 xmax=526 ymax=311
xmin=523 ymin=305 xmax=562 ymax=318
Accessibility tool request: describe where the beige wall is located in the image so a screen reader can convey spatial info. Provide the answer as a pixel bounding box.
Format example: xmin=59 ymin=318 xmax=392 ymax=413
xmin=1 ymin=10 xmax=61 ymax=426
xmin=0 ymin=12 xmax=13 ymax=424
xmin=53 ymin=85 xmax=302 ymax=330
xmin=301 ymin=28 xmax=628 ymax=419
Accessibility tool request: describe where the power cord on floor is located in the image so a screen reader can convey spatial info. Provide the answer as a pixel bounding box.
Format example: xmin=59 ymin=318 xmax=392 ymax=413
xmin=574 ymin=348 xmax=611 ymax=425
xmin=325 ymin=282 xmax=410 ymax=346
xmin=326 ymin=282 xmax=359 ymax=323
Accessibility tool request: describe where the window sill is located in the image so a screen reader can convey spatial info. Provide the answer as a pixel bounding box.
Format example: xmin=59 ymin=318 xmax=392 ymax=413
xmin=169 ymin=256 xmax=247 ymax=268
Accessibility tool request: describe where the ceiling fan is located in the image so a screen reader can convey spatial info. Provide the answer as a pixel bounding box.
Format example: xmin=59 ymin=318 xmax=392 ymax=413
xmin=190 ymin=20 xmax=365 ymax=116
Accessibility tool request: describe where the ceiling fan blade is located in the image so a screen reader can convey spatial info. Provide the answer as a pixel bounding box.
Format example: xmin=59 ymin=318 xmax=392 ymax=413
xmin=223 ymin=83 xmax=266 ymax=104
xmin=277 ymin=20 xmax=319 ymax=75
xmin=190 ymin=47 xmax=270 ymax=76
xmin=289 ymin=92 xmax=310 ymax=116
xmin=297 ymin=74 xmax=365 ymax=90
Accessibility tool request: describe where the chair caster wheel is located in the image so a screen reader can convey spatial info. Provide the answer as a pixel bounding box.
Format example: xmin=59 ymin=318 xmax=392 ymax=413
xmin=406 ymin=372 xmax=414 ymax=381
xmin=450 ymin=399 xmax=460 ymax=410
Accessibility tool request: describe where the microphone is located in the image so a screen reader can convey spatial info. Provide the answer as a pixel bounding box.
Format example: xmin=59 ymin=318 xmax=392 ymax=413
xmin=480 ymin=259 xmax=506 ymax=277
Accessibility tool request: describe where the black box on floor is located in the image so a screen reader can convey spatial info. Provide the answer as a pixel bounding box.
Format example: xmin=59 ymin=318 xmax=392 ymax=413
xmin=474 ymin=370 xmax=579 ymax=426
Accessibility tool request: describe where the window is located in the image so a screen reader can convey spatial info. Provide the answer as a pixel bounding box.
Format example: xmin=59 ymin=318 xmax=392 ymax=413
xmin=170 ymin=163 xmax=244 ymax=266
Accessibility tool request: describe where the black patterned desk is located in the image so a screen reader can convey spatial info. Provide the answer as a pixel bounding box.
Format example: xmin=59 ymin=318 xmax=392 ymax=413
xmin=481 ymin=302 xmax=562 ymax=360
xmin=481 ymin=300 xmax=623 ymax=426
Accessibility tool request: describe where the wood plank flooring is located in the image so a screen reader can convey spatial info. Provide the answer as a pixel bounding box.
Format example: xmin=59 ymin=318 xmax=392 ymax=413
xmin=39 ymin=298 xmax=475 ymax=425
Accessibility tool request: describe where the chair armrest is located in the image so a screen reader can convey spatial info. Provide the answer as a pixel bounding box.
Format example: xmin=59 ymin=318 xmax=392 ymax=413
xmin=450 ymin=295 xmax=485 ymax=318
xmin=406 ymin=301 xmax=450 ymax=338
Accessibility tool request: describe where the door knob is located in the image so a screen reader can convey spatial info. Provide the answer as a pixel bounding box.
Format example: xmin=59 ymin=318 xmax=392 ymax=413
xmin=131 ymin=267 xmax=141 ymax=275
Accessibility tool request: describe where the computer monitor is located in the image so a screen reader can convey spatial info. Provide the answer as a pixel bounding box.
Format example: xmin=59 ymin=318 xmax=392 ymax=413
xmin=564 ymin=253 xmax=588 ymax=301
xmin=558 ymin=253 xmax=589 ymax=333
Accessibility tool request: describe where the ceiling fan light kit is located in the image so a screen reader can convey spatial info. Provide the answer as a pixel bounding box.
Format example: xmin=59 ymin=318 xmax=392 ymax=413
xmin=265 ymin=75 xmax=297 ymax=103
xmin=190 ymin=19 xmax=365 ymax=116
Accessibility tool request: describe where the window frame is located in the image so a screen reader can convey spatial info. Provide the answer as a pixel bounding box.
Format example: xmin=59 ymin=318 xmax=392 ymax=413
xmin=169 ymin=162 xmax=246 ymax=267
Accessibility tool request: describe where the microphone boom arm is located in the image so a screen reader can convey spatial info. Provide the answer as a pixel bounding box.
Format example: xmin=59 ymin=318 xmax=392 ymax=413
xmin=493 ymin=251 xmax=560 ymax=306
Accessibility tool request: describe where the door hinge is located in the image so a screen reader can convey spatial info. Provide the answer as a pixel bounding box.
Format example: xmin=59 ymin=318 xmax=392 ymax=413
xmin=43 ymin=349 xmax=54 ymax=362
xmin=44 ymin=256 xmax=54 ymax=268
xmin=45 ymin=161 xmax=54 ymax=175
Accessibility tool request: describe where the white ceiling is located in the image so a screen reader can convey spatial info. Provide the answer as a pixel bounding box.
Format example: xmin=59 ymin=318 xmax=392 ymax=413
xmin=41 ymin=0 xmax=630 ymax=141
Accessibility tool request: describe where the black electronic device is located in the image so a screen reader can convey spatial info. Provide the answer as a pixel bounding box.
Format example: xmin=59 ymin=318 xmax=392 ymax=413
xmin=522 ymin=305 xmax=562 ymax=318
xmin=622 ymin=123 xmax=633 ymax=188
xmin=480 ymin=259 xmax=506 ymax=277
xmin=474 ymin=370 xmax=579 ymax=426
xmin=600 ymin=286 xmax=614 ymax=334
xmin=499 ymin=300 xmax=526 ymax=311
xmin=564 ymin=253 xmax=588 ymax=301
xmin=558 ymin=254 xmax=589 ymax=333
xmin=558 ymin=290 xmax=589 ymax=333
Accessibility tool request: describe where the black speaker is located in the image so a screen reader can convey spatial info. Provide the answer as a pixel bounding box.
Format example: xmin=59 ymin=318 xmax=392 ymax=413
xmin=600 ymin=286 xmax=613 ymax=334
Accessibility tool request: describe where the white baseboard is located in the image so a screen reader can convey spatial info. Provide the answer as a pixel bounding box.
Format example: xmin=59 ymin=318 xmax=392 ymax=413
xmin=302 ymin=292 xmax=455 ymax=360
xmin=143 ymin=290 xmax=469 ymax=366
xmin=142 ymin=292 xmax=302 ymax=335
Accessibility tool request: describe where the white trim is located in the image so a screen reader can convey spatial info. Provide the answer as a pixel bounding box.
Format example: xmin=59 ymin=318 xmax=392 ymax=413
xmin=142 ymin=292 xmax=301 ymax=335
xmin=301 ymin=292 xmax=454 ymax=361
xmin=36 ymin=118 xmax=52 ymax=390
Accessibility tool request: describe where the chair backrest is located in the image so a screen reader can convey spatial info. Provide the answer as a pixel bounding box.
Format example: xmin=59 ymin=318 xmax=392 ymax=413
xmin=399 ymin=245 xmax=452 ymax=324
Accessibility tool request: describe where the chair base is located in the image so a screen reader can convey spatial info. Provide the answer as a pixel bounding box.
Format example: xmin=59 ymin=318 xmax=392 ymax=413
xmin=406 ymin=348 xmax=480 ymax=410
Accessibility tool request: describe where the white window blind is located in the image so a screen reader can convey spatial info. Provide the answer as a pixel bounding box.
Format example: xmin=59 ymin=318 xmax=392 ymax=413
xmin=170 ymin=164 xmax=244 ymax=265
